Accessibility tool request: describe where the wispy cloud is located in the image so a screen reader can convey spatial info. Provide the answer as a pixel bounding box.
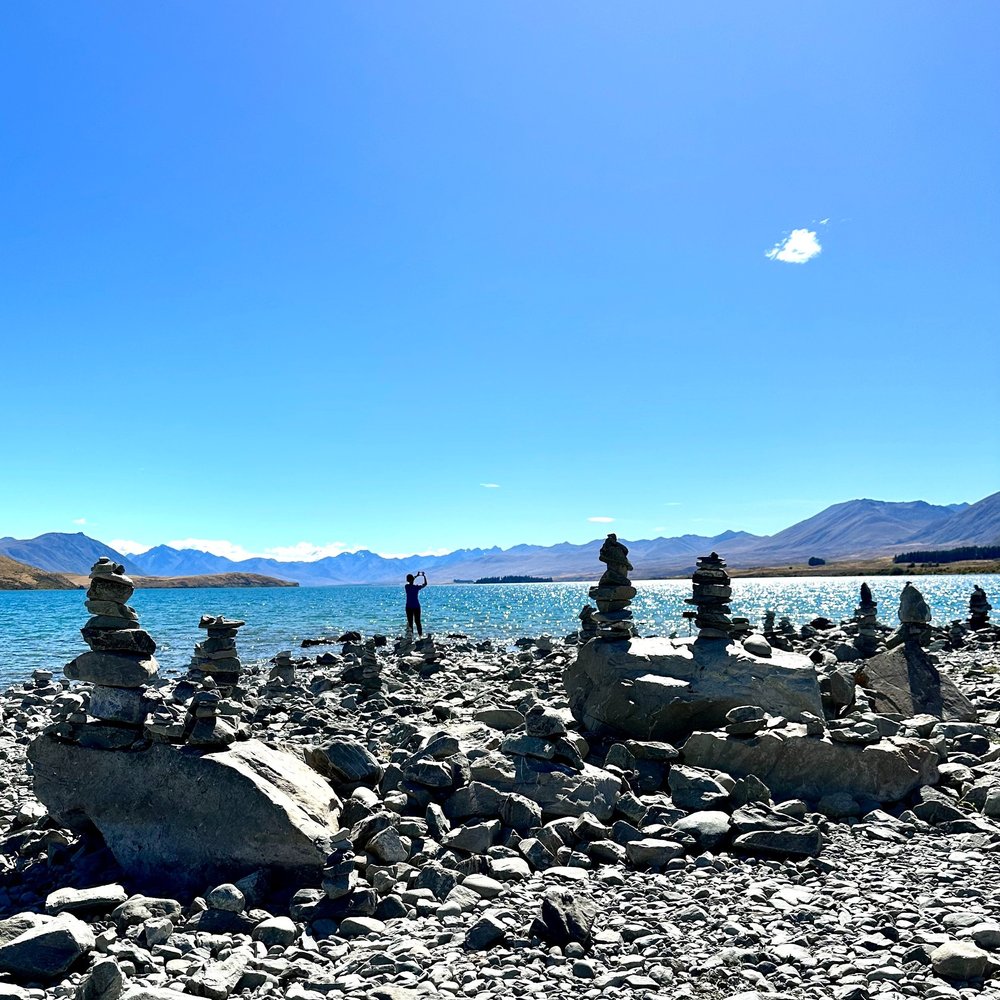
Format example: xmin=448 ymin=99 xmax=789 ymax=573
xmin=663 ymin=502 xmax=682 ymax=507
xmin=479 ymin=483 xmax=500 ymax=489
xmin=166 ymin=538 xmax=260 ymax=561
xmin=264 ymin=541 xmax=358 ymax=562
xmin=73 ymin=517 xmax=87 ymax=525
xmin=765 ymin=227 xmax=822 ymax=264
xmin=109 ymin=539 xmax=152 ymax=555
xmin=588 ymin=516 xmax=615 ymax=523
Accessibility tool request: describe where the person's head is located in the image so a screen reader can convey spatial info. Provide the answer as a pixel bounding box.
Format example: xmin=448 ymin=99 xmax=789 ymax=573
xmin=406 ymin=574 xmax=414 ymax=584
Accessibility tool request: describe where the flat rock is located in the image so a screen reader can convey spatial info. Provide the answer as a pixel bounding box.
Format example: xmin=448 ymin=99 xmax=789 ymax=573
xmin=565 ymin=636 xmax=823 ymax=741
xmin=29 ymin=737 xmax=341 ymax=892
xmin=45 ymin=884 xmax=127 ymax=916
xmin=65 ymin=653 xmax=159 ymax=688
xmin=682 ymin=726 xmax=939 ymax=802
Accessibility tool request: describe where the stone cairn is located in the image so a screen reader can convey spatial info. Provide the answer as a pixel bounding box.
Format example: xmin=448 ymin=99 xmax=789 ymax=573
xmin=898 ymin=581 xmax=932 ymax=647
xmin=190 ymin=615 xmax=246 ymax=690
xmin=586 ymin=534 xmax=637 ymax=641
xmin=969 ymin=585 xmax=992 ymax=631
xmin=578 ymin=605 xmax=598 ymax=642
xmin=342 ymin=638 xmax=382 ymax=696
xmin=63 ymin=557 xmax=159 ymax=745
xmin=269 ymin=650 xmax=296 ymax=685
xmin=683 ymin=552 xmax=733 ymax=640
xmin=854 ymin=581 xmax=879 ymax=656
xmin=762 ymin=609 xmax=777 ymax=639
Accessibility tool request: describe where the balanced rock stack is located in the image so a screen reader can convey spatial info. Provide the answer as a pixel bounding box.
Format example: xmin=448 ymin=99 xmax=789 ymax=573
xmin=969 ymin=585 xmax=992 ymax=631
xmin=577 ymin=605 xmax=598 ymax=642
xmin=587 ymin=534 xmax=637 ymax=642
xmin=898 ymin=582 xmax=932 ymax=647
xmin=269 ymin=650 xmax=296 ymax=685
xmin=761 ymin=610 xmax=776 ymax=639
xmin=186 ymin=683 xmax=241 ymax=749
xmin=501 ymin=704 xmax=584 ymax=771
xmin=64 ymin=557 xmax=159 ymax=743
xmin=342 ymin=639 xmax=382 ymax=695
xmin=190 ymin=615 xmax=246 ymax=690
xmin=684 ymin=552 xmax=733 ymax=640
xmin=854 ymin=582 xmax=880 ymax=656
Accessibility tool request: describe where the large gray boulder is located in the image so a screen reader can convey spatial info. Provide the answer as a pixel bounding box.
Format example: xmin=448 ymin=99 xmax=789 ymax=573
xmin=565 ymin=637 xmax=823 ymax=741
xmin=28 ymin=737 xmax=341 ymax=892
xmin=468 ymin=752 xmax=620 ymax=821
xmin=0 ymin=913 xmax=94 ymax=982
xmin=682 ymin=725 xmax=939 ymax=803
xmin=860 ymin=645 xmax=977 ymax=722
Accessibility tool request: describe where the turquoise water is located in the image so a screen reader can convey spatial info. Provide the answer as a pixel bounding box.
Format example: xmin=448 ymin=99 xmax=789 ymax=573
xmin=0 ymin=576 xmax=994 ymax=688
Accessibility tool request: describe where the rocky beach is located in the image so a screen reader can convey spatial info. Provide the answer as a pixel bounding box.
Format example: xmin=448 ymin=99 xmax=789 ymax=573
xmin=0 ymin=551 xmax=998 ymax=1000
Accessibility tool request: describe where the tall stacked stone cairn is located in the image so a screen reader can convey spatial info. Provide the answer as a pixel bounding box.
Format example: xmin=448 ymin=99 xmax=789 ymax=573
xmin=969 ymin=585 xmax=992 ymax=631
xmin=586 ymin=533 xmax=637 ymax=641
xmin=63 ymin=557 xmax=159 ymax=747
xmin=684 ymin=552 xmax=733 ymax=640
xmin=897 ymin=581 xmax=932 ymax=648
xmin=762 ymin=609 xmax=776 ymax=639
xmin=854 ymin=581 xmax=880 ymax=656
xmin=190 ymin=615 xmax=246 ymax=690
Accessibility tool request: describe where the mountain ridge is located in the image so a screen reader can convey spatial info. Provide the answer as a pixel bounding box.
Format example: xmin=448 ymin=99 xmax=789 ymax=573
xmin=3 ymin=492 xmax=996 ymax=586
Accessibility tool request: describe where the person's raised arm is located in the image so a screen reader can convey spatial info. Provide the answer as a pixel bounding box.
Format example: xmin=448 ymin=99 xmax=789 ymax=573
xmin=418 ymin=571 xmax=428 ymax=589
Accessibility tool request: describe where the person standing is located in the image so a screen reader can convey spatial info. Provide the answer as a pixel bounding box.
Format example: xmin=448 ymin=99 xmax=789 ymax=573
xmin=404 ymin=571 xmax=427 ymax=636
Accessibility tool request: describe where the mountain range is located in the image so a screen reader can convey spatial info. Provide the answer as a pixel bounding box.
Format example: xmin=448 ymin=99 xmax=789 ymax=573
xmin=2 ymin=491 xmax=998 ymax=586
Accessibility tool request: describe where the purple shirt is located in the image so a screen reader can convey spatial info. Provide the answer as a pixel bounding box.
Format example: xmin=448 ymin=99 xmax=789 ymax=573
xmin=405 ymin=583 xmax=422 ymax=609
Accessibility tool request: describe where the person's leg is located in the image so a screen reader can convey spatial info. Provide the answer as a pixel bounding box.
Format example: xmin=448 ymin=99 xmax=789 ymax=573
xmin=406 ymin=608 xmax=415 ymax=633
xmin=414 ymin=608 xmax=422 ymax=637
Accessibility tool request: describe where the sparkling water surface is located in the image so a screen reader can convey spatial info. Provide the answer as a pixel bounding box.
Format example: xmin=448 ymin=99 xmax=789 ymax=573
xmin=0 ymin=576 xmax=995 ymax=688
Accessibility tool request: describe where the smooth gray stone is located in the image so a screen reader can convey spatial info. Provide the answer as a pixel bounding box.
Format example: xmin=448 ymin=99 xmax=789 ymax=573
xmin=28 ymin=737 xmax=342 ymax=892
xmin=565 ymin=636 xmax=822 ymax=741
xmin=0 ymin=913 xmax=95 ymax=982
xmin=66 ymin=652 xmax=158 ymax=688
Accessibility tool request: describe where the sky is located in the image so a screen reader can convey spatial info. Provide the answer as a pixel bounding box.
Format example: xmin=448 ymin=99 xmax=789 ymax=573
xmin=1 ymin=3 xmax=998 ymax=562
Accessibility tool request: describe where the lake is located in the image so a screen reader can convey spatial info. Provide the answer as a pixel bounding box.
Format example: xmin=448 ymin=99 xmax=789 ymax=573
xmin=0 ymin=575 xmax=994 ymax=688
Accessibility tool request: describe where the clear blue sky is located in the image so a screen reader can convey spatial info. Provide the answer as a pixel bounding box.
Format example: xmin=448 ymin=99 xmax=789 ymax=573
xmin=2 ymin=3 xmax=998 ymax=561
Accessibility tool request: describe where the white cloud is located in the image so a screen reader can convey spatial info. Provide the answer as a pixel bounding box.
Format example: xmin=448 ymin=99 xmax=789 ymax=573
xmin=664 ymin=502 xmax=682 ymax=507
xmin=765 ymin=228 xmax=822 ymax=264
xmin=109 ymin=539 xmax=153 ymax=555
xmin=479 ymin=483 xmax=500 ymax=489
xmin=818 ymin=218 xmax=829 ymax=225
xmin=588 ymin=516 xmax=615 ymax=523
xmin=73 ymin=517 xmax=87 ymax=525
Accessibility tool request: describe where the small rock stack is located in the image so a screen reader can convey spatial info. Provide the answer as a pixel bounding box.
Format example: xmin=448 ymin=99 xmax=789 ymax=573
xmin=269 ymin=651 xmax=296 ymax=685
xmin=854 ymin=582 xmax=880 ymax=656
xmin=342 ymin=639 xmax=382 ymax=695
xmin=684 ymin=552 xmax=733 ymax=640
xmin=65 ymin=558 xmax=159 ymax=744
xmin=587 ymin=534 xmax=637 ymax=642
xmin=762 ymin=610 xmax=777 ymax=639
xmin=969 ymin=586 xmax=992 ymax=631
xmin=577 ymin=605 xmax=598 ymax=642
xmin=501 ymin=704 xmax=584 ymax=770
xmin=190 ymin=615 xmax=246 ymax=690
xmin=898 ymin=582 xmax=932 ymax=647
xmin=186 ymin=683 xmax=241 ymax=749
